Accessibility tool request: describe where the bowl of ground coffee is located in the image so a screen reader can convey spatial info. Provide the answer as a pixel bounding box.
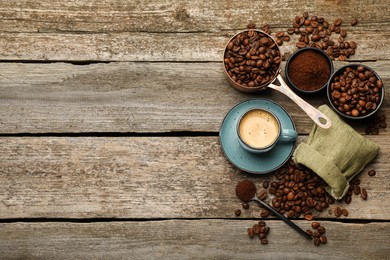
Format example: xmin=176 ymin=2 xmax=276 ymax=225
xmin=285 ymin=47 xmax=333 ymax=94
xmin=327 ymin=64 xmax=384 ymax=119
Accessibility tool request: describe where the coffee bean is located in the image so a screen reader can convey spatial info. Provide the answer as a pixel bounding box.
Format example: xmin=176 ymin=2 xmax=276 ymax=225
xmin=314 ymin=238 xmax=321 ymax=246
xmin=235 ymin=209 xmax=241 ymax=216
xmin=368 ymin=169 xmax=376 ymax=176
xmin=258 ymin=190 xmax=268 ymax=201
xmin=334 ymin=206 xmax=342 ymax=217
xmin=242 ymin=202 xmax=250 ymax=209
xmin=361 ymin=188 xmax=368 ymax=200
xmin=248 ymin=228 xmax=255 ymax=238
xmin=319 ymin=234 xmax=328 ymax=244
xmin=260 ymin=238 xmax=269 ymax=245
xmin=317 ymin=226 xmax=326 ymax=234
xmin=353 ymin=185 xmax=361 ymax=195
xmin=305 ymin=213 xmax=314 ymax=221
xmin=253 ymin=224 xmax=260 ymax=235
xmin=344 ymin=195 xmax=352 ymax=204
xmin=341 ymin=208 xmax=349 ymax=217
xmin=351 ymin=19 xmax=358 ymax=26
xmin=258 ymin=220 xmax=266 ymax=227
xmin=261 ymin=209 xmax=270 ymax=218
xmin=311 ymin=222 xmax=321 ymax=229
xmin=263 ymin=181 xmax=269 ymax=189
xmin=334 ymin=18 xmax=342 ymax=26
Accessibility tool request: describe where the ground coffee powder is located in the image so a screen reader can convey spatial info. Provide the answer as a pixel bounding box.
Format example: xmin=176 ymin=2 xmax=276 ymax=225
xmin=287 ymin=49 xmax=331 ymax=91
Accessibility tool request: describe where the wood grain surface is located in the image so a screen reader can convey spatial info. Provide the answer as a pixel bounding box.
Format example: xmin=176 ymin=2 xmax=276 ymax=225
xmin=0 ymin=0 xmax=389 ymax=259
xmin=0 ymin=220 xmax=389 ymax=260
xmin=0 ymin=61 xmax=388 ymax=134
xmin=0 ymin=136 xmax=388 ymax=220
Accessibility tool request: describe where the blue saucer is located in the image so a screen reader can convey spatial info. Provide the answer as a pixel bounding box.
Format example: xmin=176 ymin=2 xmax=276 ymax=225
xmin=219 ymin=99 xmax=296 ymax=174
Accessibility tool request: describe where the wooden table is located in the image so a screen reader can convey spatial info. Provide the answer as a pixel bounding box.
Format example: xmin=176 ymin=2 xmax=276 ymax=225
xmin=1 ymin=1 xmax=389 ymax=259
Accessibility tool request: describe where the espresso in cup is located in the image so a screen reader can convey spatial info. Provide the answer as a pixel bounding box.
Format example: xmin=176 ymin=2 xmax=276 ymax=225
xmin=237 ymin=108 xmax=297 ymax=153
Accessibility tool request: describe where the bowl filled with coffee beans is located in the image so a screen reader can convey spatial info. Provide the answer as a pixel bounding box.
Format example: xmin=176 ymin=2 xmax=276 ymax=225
xmin=327 ymin=64 xmax=384 ymax=119
xmin=223 ymin=29 xmax=282 ymax=93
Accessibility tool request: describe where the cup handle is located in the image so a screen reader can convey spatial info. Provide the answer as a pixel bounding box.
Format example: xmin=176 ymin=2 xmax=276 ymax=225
xmin=279 ymin=129 xmax=298 ymax=142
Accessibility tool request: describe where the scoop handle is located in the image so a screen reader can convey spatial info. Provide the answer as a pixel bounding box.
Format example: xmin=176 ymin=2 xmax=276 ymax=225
xmin=268 ymin=74 xmax=331 ymax=129
xmin=252 ymin=196 xmax=313 ymax=240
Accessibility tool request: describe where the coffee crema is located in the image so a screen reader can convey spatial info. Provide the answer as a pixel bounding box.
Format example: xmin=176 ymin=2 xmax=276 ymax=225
xmin=238 ymin=109 xmax=280 ymax=149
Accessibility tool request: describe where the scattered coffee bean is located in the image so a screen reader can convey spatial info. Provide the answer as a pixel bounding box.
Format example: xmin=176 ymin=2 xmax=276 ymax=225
xmin=310 ymin=222 xmax=319 ymax=229
xmin=314 ymin=238 xmax=321 ymax=246
xmin=334 ymin=206 xmax=342 ymax=217
xmin=235 ymin=209 xmax=242 ymax=216
xmin=361 ymin=188 xmax=368 ymax=200
xmin=263 ymin=181 xmax=269 ymax=189
xmin=368 ymin=169 xmax=376 ymax=177
xmin=258 ymin=190 xmax=268 ymax=201
xmin=344 ymin=195 xmax=352 ymax=204
xmin=261 ymin=209 xmax=270 ymax=218
xmin=341 ymin=208 xmax=349 ymax=217
xmin=319 ymin=234 xmax=328 ymax=244
xmin=247 ymin=227 xmax=255 ymax=238
xmin=260 ymin=238 xmax=269 ymax=245
xmin=351 ymin=19 xmax=358 ymax=26
xmin=242 ymin=202 xmax=250 ymax=210
xmin=317 ymin=226 xmax=326 ymax=234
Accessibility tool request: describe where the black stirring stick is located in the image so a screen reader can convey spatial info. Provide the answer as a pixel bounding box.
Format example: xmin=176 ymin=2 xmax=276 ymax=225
xmin=236 ymin=180 xmax=312 ymax=240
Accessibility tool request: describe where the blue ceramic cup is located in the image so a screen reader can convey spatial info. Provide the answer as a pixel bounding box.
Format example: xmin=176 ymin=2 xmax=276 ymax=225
xmin=237 ymin=108 xmax=297 ymax=153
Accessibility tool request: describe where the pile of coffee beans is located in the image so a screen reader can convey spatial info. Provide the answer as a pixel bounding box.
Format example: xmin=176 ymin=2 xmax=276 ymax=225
xmin=306 ymin=222 xmax=327 ymax=246
xmin=265 ymin=160 xmax=333 ymax=220
xmin=365 ymin=114 xmax=387 ymax=134
xmin=247 ymin=220 xmax=270 ymax=245
xmin=329 ymin=65 xmax=383 ymax=117
xmin=224 ymin=30 xmax=281 ymax=89
xmin=284 ymin=12 xmax=358 ymax=61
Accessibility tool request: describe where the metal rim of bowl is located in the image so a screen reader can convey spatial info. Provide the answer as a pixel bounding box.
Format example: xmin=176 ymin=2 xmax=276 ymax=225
xmin=285 ymin=47 xmax=334 ymax=94
xmin=326 ymin=63 xmax=385 ymax=120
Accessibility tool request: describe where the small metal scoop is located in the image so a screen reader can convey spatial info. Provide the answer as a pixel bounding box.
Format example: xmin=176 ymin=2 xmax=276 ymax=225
xmin=223 ymin=29 xmax=331 ymax=129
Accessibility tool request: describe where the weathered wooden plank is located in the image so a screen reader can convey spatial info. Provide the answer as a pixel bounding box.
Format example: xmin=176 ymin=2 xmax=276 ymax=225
xmin=0 ymin=29 xmax=389 ymax=61
xmin=0 ymin=61 xmax=388 ymax=134
xmin=0 ymin=220 xmax=389 ymax=259
xmin=1 ymin=0 xmax=389 ymax=33
xmin=0 ymin=136 xmax=388 ymax=220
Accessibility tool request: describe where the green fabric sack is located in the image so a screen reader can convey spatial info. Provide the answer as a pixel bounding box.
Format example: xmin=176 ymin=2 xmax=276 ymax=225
xmin=293 ymin=105 xmax=379 ymax=200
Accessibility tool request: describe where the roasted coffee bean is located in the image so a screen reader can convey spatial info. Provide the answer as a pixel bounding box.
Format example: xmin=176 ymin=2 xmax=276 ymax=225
xmin=258 ymin=220 xmax=266 ymax=227
xmin=305 ymin=213 xmax=314 ymax=221
xmin=353 ymin=185 xmax=361 ymax=195
xmin=334 ymin=206 xmax=342 ymax=217
xmin=263 ymin=181 xmax=270 ymax=189
xmin=253 ymin=224 xmax=260 ymax=235
xmin=317 ymin=226 xmax=326 ymax=234
xmin=261 ymin=209 xmax=270 ymax=218
xmin=247 ymin=227 xmax=255 ymax=238
xmin=334 ymin=18 xmax=342 ymax=26
xmin=351 ymin=19 xmax=358 ymax=26
xmin=306 ymin=229 xmax=313 ymax=237
xmin=258 ymin=190 xmax=268 ymax=201
xmin=361 ymin=188 xmax=368 ymax=200
xmin=242 ymin=202 xmax=250 ymax=209
xmin=235 ymin=209 xmax=242 ymax=216
xmin=319 ymin=234 xmax=328 ymax=244
xmin=344 ymin=195 xmax=352 ymax=204
xmin=311 ymin=222 xmax=321 ymax=229
xmin=313 ymin=238 xmax=321 ymax=246
xmin=260 ymin=238 xmax=269 ymax=245
xmin=341 ymin=208 xmax=349 ymax=217
xmin=368 ymin=169 xmax=376 ymax=176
